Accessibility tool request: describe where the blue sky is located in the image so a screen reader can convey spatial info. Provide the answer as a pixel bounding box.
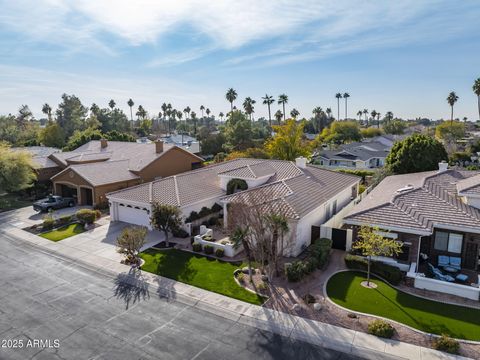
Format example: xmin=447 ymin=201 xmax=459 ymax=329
xmin=0 ymin=0 xmax=479 ymax=121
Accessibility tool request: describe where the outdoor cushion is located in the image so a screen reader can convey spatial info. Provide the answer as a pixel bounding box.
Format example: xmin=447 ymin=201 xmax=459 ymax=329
xmin=443 ymin=274 xmax=455 ymax=282
xmin=438 ymin=255 xmax=449 ymax=267
xmin=449 ymin=257 xmax=461 ymax=269
xmin=455 ymin=274 xmax=468 ymax=282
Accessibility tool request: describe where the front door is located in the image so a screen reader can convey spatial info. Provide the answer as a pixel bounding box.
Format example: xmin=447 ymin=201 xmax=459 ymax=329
xmin=332 ymin=228 xmax=347 ymax=250
xmin=464 ymin=242 xmax=479 ymax=270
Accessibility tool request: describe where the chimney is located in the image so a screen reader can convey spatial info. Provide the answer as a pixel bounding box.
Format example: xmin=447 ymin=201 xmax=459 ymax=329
xmin=100 ymin=138 xmax=108 ymax=148
xmin=438 ymin=161 xmax=448 ymax=173
xmin=155 ymin=140 xmax=164 ymax=154
xmin=295 ymin=156 xmax=307 ymax=169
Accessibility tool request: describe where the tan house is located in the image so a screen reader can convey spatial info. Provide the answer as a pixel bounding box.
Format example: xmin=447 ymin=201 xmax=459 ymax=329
xmin=49 ymin=139 xmax=203 ymax=206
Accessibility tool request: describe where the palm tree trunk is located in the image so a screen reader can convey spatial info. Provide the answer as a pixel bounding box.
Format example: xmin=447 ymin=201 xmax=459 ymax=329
xmin=268 ymin=105 xmax=272 ymax=128
xmin=367 ymin=256 xmax=371 ymax=286
xmin=345 ymin=99 xmax=347 ymax=120
xmin=282 ymin=103 xmax=286 ymax=122
xmin=164 ymin=230 xmax=169 ymax=247
xmin=130 ymin=107 xmax=133 ymax=121
xmin=478 ymin=96 xmax=480 ymax=121
xmin=451 ymin=105 xmax=454 ymax=125
xmin=337 ymin=100 xmax=340 ymax=121
xmin=230 ymin=102 xmax=233 ymax=113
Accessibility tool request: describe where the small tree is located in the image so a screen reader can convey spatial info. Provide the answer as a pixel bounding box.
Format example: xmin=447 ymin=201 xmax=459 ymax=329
xmin=116 ymin=226 xmax=147 ymax=265
xmin=150 ymin=203 xmax=182 ymax=247
xmin=352 ymin=226 xmax=403 ymax=287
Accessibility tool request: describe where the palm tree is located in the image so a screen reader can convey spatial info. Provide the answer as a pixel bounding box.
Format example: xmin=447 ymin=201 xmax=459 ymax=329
xmin=312 ymin=107 xmax=323 ymax=133
xmin=473 ymin=78 xmax=480 ymax=121
xmin=200 ymin=105 xmax=205 ymax=118
xmin=463 ymin=116 xmax=468 ymax=123
xmin=184 ymin=106 xmax=191 ymax=121
xmin=357 ymin=110 xmax=363 ymax=121
xmin=225 ymin=88 xmax=237 ymax=113
xmin=262 ymin=94 xmax=275 ymax=127
xmin=343 ymin=92 xmax=350 ymax=120
xmin=363 ymin=109 xmax=369 ymax=127
xmin=446 ymin=91 xmax=459 ymax=124
xmin=376 ymin=112 xmax=381 ymax=128
xmin=230 ymin=227 xmax=254 ymax=282
xmin=191 ymin=111 xmax=197 ymax=135
xmin=335 ymin=93 xmax=342 ymax=120
xmin=42 ymin=103 xmax=52 ymax=122
xmin=274 ymin=110 xmax=283 ymax=125
xmin=290 ymin=108 xmax=300 ymax=119
xmin=136 ymin=105 xmax=146 ymax=120
xmin=326 ymin=108 xmax=332 ymax=119
xmin=219 ymin=112 xmax=224 ymax=122
xmin=108 ymin=99 xmax=116 ymax=110
xmin=386 ymin=111 xmax=394 ymax=123
xmin=206 ymin=108 xmax=211 ymax=118
xmin=371 ymin=110 xmax=377 ymax=128
xmin=265 ymin=214 xmax=289 ymax=276
xmin=278 ymin=94 xmax=288 ymax=122
xmin=127 ymin=99 xmax=134 ymax=121
xmin=243 ymin=97 xmax=256 ymax=121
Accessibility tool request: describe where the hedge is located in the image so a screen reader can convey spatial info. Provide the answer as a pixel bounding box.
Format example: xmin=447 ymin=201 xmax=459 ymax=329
xmin=285 ymin=238 xmax=332 ymax=282
xmin=185 ymin=203 xmax=223 ymax=223
xmin=75 ymin=209 xmax=98 ymax=225
xmin=344 ymin=254 xmax=404 ymax=285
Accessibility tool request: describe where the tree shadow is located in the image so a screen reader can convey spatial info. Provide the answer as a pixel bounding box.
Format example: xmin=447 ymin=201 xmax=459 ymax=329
xmin=113 ymin=267 xmax=150 ymax=309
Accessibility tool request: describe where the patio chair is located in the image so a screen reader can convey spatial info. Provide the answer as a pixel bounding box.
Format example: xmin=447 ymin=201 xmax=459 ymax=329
xmin=427 ymin=263 xmax=455 ymax=282
xmin=449 ymin=257 xmax=461 ymax=270
xmin=438 ymin=255 xmax=449 ymax=268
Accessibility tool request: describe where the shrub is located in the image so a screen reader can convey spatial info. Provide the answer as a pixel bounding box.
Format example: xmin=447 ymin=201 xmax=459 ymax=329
xmin=237 ymin=272 xmax=245 ymax=283
xmin=215 ymin=248 xmax=224 ymax=257
xmin=226 ymin=178 xmax=248 ymax=195
xmin=186 ymin=211 xmax=199 ymax=223
xmin=303 ymin=293 xmax=316 ymax=304
xmin=208 ymin=217 xmax=219 ymax=226
xmin=344 ymin=254 xmax=404 ymax=285
xmin=432 ymin=335 xmax=460 ymax=354
xmin=172 ymin=227 xmax=189 ymax=238
xmin=199 ymin=206 xmax=210 ymax=218
xmin=211 ymin=203 xmax=222 ymax=213
xmin=57 ymin=215 xmax=72 ymax=225
xmin=285 ymin=261 xmax=306 ymax=282
xmin=257 ymin=282 xmax=267 ymax=291
xmin=192 ymin=243 xmax=202 ymax=252
xmin=201 ymin=220 xmax=209 ymax=227
xmin=75 ymin=209 xmax=97 ymax=225
xmin=335 ymin=169 xmax=375 ymax=182
xmin=359 ymin=184 xmax=366 ymax=194
xmin=310 ymin=238 xmax=332 ymax=269
xmin=42 ymin=215 xmax=55 ymax=230
xmin=450 ymin=151 xmax=471 ymax=163
xmin=204 ymin=245 xmax=214 ymax=255
xmin=94 ymin=209 xmax=101 ymax=220
xmin=368 ymin=319 xmax=394 ymax=338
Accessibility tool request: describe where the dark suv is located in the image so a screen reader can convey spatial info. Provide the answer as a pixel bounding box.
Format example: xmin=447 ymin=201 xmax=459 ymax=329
xmin=33 ymin=195 xmax=75 ymax=212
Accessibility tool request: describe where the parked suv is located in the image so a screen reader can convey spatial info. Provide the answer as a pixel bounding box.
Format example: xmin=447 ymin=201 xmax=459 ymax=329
xmin=33 ymin=195 xmax=75 ymax=212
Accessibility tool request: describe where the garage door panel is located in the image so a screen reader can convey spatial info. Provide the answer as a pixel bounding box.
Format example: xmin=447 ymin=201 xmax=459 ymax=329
xmin=117 ymin=205 xmax=150 ymax=227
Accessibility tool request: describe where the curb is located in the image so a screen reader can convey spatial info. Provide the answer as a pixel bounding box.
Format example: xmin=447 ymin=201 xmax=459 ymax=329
xmin=2 ymin=227 xmax=474 ymax=360
xmin=323 ymin=269 xmax=480 ymax=346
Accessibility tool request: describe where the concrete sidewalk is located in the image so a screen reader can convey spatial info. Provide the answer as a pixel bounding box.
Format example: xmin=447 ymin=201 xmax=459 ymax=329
xmin=0 ymin=223 xmax=471 ymax=360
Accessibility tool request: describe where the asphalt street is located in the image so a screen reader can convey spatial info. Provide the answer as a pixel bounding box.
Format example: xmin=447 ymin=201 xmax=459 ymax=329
xmin=0 ymin=232 xmax=365 ymax=360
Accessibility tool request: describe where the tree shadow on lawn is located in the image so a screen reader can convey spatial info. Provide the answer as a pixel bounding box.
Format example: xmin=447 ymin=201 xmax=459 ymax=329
xmin=152 ymin=250 xmax=198 ymax=283
xmin=113 ymin=267 xmax=150 ymax=310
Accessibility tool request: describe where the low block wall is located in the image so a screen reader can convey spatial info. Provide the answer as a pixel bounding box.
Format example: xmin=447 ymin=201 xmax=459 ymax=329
xmin=193 ymin=235 xmax=243 ymax=257
xmin=413 ymin=275 xmax=480 ymax=301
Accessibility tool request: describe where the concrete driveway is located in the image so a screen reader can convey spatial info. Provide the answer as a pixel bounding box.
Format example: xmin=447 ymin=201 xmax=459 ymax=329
xmin=0 ymin=205 xmax=92 ymax=228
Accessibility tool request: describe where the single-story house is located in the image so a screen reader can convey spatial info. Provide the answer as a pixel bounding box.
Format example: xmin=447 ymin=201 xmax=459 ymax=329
xmin=107 ymin=157 xmax=361 ymax=256
xmin=313 ymin=141 xmax=390 ymax=169
xmin=344 ymin=162 xmax=480 ymax=275
xmin=49 ymin=139 xmax=203 ymax=206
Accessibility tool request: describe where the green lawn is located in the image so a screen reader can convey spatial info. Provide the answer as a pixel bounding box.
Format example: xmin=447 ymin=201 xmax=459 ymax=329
xmin=140 ymin=249 xmax=265 ymax=305
xmin=326 ymin=271 xmax=480 ymax=340
xmin=39 ymin=223 xmax=85 ymax=242
xmin=0 ymin=193 xmax=31 ymax=212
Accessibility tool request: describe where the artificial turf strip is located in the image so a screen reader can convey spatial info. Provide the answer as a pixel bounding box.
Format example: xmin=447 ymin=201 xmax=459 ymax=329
xmin=140 ymin=248 xmax=265 ymax=305
xmin=39 ymin=223 xmax=85 ymax=242
xmin=326 ymin=271 xmax=480 ymax=341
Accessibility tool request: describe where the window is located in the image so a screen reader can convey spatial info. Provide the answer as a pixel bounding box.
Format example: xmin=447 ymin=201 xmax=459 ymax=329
xmin=434 ymin=231 xmax=463 ymax=254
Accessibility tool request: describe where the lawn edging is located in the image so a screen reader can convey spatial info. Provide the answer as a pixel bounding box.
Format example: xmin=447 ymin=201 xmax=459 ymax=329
xmin=323 ymin=269 xmax=480 ymax=345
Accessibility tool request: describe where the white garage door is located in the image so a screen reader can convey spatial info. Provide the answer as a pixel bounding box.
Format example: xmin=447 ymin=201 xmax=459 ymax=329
xmin=117 ymin=204 xmax=151 ymax=228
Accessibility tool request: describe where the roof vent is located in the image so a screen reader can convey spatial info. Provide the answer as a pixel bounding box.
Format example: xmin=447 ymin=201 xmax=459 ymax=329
xmin=438 ymin=161 xmax=448 ymax=173
xmin=396 ymin=184 xmax=414 ymax=193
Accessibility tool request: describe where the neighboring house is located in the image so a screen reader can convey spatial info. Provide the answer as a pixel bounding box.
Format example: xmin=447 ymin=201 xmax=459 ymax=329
xmin=364 ymin=134 xmax=406 ymax=147
xmin=344 ymin=162 xmax=480 ymax=275
xmin=107 ymin=157 xmax=360 ymax=256
xmin=49 ymin=139 xmax=203 ymax=206
xmin=10 ymin=146 xmax=62 ymax=182
xmin=161 ymin=134 xmax=201 ymax=154
xmin=313 ymin=141 xmax=390 ymax=169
